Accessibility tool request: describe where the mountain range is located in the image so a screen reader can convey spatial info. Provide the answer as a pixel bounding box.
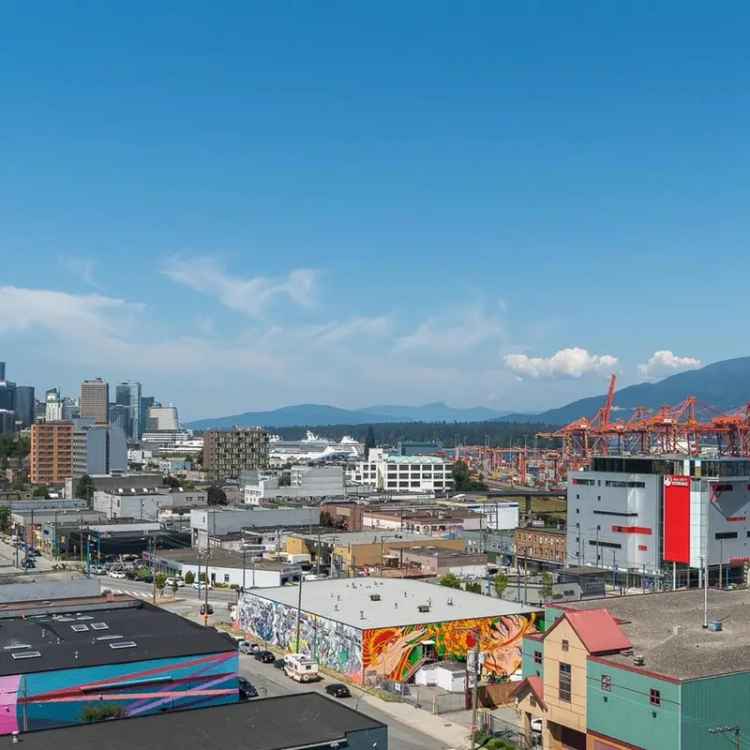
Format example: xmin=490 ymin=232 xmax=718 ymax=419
xmin=187 ymin=402 xmax=510 ymax=430
xmin=187 ymin=357 xmax=750 ymax=430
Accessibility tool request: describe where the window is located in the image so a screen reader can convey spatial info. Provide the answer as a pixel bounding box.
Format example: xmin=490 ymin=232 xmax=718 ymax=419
xmin=601 ymin=675 xmax=612 ymax=692
xmin=224 ymin=574 xmax=230 ymax=583
xmin=559 ymin=663 xmax=571 ymax=702
xmin=534 ymin=650 xmax=542 ymax=664
xmin=650 ymin=689 xmax=661 ymax=706
xmin=715 ymin=532 xmax=738 ymax=540
xmin=561 ymin=639 xmax=569 ymax=652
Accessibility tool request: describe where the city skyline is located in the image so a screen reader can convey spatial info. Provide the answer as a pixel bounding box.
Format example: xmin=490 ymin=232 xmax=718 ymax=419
xmin=2 ymin=4 xmax=749 ymax=418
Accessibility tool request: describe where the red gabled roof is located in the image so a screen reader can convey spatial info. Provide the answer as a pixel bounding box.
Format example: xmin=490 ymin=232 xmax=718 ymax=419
xmin=512 ymin=675 xmax=545 ymax=709
xmin=563 ymin=609 xmax=632 ymax=655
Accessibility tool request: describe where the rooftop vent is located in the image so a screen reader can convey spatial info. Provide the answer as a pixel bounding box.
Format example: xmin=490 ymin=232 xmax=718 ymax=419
xmin=370 ymin=594 xmax=381 ymax=602
xmin=360 ymin=610 xmax=365 ymax=620
xmin=11 ymin=651 xmax=41 ymax=660
xmin=447 ymin=598 xmax=454 ymax=606
xmin=633 ymin=655 xmax=645 ymax=666
xmin=109 ymin=641 xmax=137 ymax=650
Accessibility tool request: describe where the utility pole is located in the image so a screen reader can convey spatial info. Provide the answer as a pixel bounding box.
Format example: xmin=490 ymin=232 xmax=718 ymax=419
xmin=708 ymin=725 xmax=740 ymax=750
xmin=523 ymin=547 xmax=528 ymax=605
xmin=204 ymin=556 xmax=210 ymax=626
xmin=295 ymin=574 xmax=304 ymax=653
xmin=152 ymin=536 xmax=157 ymax=605
xmin=471 ymin=632 xmax=480 ymax=749
xmin=242 ymin=549 xmax=246 ymax=597
xmin=703 ymin=555 xmax=709 ymax=629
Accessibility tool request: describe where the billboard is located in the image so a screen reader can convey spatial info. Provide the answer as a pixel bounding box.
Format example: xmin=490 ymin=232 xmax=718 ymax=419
xmin=663 ymin=475 xmax=691 ymax=564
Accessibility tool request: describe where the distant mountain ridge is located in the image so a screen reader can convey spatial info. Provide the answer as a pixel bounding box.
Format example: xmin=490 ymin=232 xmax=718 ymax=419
xmin=187 ymin=401 xmax=508 ymax=430
xmin=499 ymin=356 xmax=750 ymax=425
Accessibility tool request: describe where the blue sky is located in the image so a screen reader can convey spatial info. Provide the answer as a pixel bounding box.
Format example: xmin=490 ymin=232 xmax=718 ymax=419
xmin=1 ymin=3 xmax=748 ymax=420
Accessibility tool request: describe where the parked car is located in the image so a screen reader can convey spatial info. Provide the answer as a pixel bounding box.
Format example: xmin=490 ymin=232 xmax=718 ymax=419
xmin=165 ymin=577 xmax=184 ymax=588
xmin=273 ymin=658 xmax=286 ymax=670
xmin=192 ymin=581 xmax=212 ymax=590
xmin=110 ymin=570 xmax=126 ymax=579
xmin=199 ymin=603 xmax=214 ymax=615
xmin=238 ymin=677 xmax=258 ymax=700
xmin=254 ymin=650 xmax=275 ymax=664
xmin=325 ymin=684 xmax=351 ymax=699
xmin=91 ymin=566 xmax=107 ymax=575
xmin=238 ymin=641 xmax=260 ymax=655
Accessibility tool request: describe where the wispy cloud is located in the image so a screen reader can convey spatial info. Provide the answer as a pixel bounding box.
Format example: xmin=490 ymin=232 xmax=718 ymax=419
xmin=504 ymin=347 xmax=618 ymax=379
xmin=394 ymin=306 xmax=506 ymax=356
xmin=60 ymin=256 xmax=101 ymax=289
xmin=638 ymin=350 xmax=701 ymax=380
xmin=161 ymin=256 xmax=318 ymax=317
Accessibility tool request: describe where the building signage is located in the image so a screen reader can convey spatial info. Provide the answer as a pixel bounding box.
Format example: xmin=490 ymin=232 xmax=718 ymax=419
xmin=663 ymin=475 xmax=691 ymax=564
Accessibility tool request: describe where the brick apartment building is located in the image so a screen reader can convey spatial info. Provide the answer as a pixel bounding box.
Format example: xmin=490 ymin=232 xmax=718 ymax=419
xmin=514 ymin=527 xmax=567 ymax=567
xmin=30 ymin=421 xmax=73 ymax=485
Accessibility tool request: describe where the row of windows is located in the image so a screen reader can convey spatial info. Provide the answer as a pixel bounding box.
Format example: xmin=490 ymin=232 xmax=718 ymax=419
xmin=605 ymin=480 xmax=646 ymax=488
xmin=600 ymin=674 xmax=660 ymax=706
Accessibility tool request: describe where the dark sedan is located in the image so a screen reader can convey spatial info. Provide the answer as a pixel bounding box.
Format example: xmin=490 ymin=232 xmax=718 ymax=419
xmin=238 ymin=677 xmax=258 ymax=700
xmin=325 ymin=683 xmax=351 ymax=699
xmin=254 ymin=650 xmax=275 ymax=663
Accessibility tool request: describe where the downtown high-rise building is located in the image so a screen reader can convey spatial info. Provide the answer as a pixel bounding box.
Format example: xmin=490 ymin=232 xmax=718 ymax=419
xmin=203 ymin=427 xmax=270 ymax=481
xmin=30 ymin=421 xmax=74 ymax=485
xmin=116 ymin=381 xmax=142 ymax=439
xmin=14 ymin=385 xmax=34 ymax=428
xmin=80 ymin=378 xmax=109 ymax=425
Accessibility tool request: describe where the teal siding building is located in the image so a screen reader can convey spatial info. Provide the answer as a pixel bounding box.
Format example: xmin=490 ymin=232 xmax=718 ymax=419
xmin=519 ymin=590 xmax=750 ymax=750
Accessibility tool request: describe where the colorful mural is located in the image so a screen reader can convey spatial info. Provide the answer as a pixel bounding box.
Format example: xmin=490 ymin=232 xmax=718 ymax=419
xmin=362 ymin=614 xmax=537 ymax=684
xmin=240 ymin=592 xmax=537 ymax=685
xmin=0 ymin=651 xmax=238 ymax=735
xmin=239 ymin=594 xmax=362 ymax=680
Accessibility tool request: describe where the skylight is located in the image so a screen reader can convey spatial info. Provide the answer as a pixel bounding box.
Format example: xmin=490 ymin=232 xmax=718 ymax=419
xmin=11 ymin=651 xmax=41 ymax=660
xmin=109 ymin=641 xmax=137 ymax=649
xmin=71 ymin=624 xmax=90 ymax=632
xmin=91 ymin=623 xmax=109 ymax=630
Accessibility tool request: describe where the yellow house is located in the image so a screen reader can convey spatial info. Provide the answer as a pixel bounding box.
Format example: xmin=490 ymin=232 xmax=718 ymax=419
xmin=515 ymin=609 xmax=631 ymax=750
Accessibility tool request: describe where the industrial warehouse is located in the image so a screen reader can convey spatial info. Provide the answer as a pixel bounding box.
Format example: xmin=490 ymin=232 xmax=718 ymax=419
xmin=238 ymin=577 xmax=540 ymax=685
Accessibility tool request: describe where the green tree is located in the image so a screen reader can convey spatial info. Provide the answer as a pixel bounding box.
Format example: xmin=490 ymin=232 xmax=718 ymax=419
xmin=541 ymin=572 xmax=554 ymax=601
xmin=465 ymin=581 xmax=482 ymax=594
xmin=74 ymin=474 xmax=95 ymax=502
xmin=493 ymin=572 xmax=509 ymax=598
xmin=155 ymin=573 xmax=167 ymax=592
xmin=32 ymin=485 xmax=48 ymax=498
xmin=207 ymin=485 xmax=227 ymax=506
xmin=0 ymin=507 xmax=10 ymax=533
xmin=439 ymin=572 xmax=462 ymax=589
xmin=451 ymin=460 xmax=488 ymax=492
xmin=164 ymin=475 xmax=180 ymax=489
xmin=184 ymin=570 xmax=195 ymax=585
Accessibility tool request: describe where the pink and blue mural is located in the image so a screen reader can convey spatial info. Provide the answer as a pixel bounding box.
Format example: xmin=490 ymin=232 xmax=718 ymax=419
xmin=0 ymin=651 xmax=238 ymax=734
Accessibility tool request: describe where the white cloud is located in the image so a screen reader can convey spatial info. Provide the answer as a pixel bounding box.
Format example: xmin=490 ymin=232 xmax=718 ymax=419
xmin=504 ymin=347 xmax=618 ymax=379
xmin=638 ymin=350 xmax=702 ymax=379
xmin=161 ymin=256 xmax=318 ymax=317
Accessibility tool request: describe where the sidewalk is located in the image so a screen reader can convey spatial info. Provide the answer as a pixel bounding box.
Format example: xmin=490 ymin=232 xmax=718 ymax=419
xmin=356 ymin=691 xmax=473 ymax=750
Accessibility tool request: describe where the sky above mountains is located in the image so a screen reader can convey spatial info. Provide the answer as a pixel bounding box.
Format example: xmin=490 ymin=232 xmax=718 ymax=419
xmin=1 ymin=3 xmax=749 ymax=420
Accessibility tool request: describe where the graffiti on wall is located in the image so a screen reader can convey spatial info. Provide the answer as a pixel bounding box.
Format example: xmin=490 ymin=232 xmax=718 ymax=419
xmin=239 ymin=594 xmax=363 ymax=680
xmin=362 ymin=614 xmax=537 ymax=684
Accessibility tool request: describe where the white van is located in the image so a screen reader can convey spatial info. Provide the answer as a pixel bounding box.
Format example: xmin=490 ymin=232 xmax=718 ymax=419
xmin=284 ymin=654 xmax=320 ymax=683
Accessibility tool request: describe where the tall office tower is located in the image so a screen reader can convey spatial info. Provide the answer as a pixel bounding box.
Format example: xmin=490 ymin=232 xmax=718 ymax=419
xmin=14 ymin=386 xmax=34 ymax=428
xmin=0 ymin=362 xmax=4 ymax=381
xmin=0 ymin=410 xmax=15 ymax=434
xmin=116 ymin=381 xmax=142 ymax=439
xmin=80 ymin=378 xmax=109 ymax=425
xmin=45 ymin=388 xmax=64 ymax=421
xmin=203 ymin=427 xmax=270 ymax=481
xmin=0 ymin=378 xmax=16 ymax=412
xmin=109 ymin=403 xmax=130 ymax=437
xmin=140 ymin=395 xmax=154 ymax=437
xmin=30 ymin=421 xmax=74 ymax=485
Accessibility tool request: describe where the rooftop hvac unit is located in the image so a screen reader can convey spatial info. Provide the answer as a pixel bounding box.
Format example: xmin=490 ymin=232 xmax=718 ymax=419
xmin=417 ymin=604 xmax=430 ymax=613
xmin=632 ymin=654 xmax=645 ymax=666
xmin=370 ymin=594 xmax=381 ymax=602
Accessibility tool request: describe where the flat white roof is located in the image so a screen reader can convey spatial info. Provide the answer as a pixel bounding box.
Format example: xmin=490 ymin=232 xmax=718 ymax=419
xmin=244 ymin=577 xmax=537 ymax=629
